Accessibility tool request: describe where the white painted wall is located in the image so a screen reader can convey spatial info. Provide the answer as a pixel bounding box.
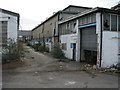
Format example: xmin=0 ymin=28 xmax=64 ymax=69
xmin=76 ymin=20 xmax=80 ymax=62
xmin=60 ymin=12 xmax=119 ymax=68
xmin=96 ymin=13 xmax=102 ymax=67
xmin=60 ymin=34 xmax=77 ymax=60
xmin=0 ymin=12 xmax=18 ymax=42
xmin=102 ymin=31 xmax=119 ymax=67
xmin=60 ymin=19 xmax=79 ymax=61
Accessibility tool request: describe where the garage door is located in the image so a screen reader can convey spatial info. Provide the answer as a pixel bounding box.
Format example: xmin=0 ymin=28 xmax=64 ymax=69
xmin=81 ymin=26 xmax=97 ymax=51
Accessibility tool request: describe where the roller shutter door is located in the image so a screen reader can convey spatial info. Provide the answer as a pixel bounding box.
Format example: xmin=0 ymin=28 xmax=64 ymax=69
xmin=81 ymin=27 xmax=97 ymax=51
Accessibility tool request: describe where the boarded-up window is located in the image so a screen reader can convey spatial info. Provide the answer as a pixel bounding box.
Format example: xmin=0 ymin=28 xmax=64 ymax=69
xmin=62 ymin=43 xmax=67 ymax=50
xmin=111 ymin=15 xmax=117 ymax=31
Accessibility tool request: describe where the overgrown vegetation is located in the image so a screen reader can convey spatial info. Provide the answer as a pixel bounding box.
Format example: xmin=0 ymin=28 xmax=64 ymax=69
xmin=110 ymin=63 xmax=120 ymax=70
xmin=32 ymin=43 xmax=41 ymax=51
xmin=51 ymin=44 xmax=65 ymax=59
xmin=30 ymin=42 xmax=65 ymax=59
xmin=2 ymin=39 xmax=24 ymax=64
xmin=32 ymin=43 xmax=49 ymax=52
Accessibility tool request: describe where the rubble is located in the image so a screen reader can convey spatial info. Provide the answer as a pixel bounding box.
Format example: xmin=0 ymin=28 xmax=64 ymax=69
xmin=82 ymin=64 xmax=120 ymax=74
xmin=100 ymin=68 xmax=118 ymax=73
xmin=31 ymin=56 xmax=34 ymax=59
xmin=82 ymin=64 xmax=98 ymax=70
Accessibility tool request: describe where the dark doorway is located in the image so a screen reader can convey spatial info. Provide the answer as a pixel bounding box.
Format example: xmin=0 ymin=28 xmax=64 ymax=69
xmin=84 ymin=50 xmax=97 ymax=65
xmin=73 ymin=43 xmax=76 ymax=60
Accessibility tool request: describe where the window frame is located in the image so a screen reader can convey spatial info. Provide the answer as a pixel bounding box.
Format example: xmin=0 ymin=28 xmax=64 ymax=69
xmin=118 ymin=15 xmax=120 ymax=32
xmin=103 ymin=13 xmax=110 ymax=31
xmin=110 ymin=14 xmax=117 ymax=31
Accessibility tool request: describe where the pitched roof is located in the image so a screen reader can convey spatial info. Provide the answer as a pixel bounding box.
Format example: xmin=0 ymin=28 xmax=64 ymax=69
xmin=0 ymin=8 xmax=19 ymax=17
xmin=58 ymin=7 xmax=120 ymax=24
xmin=32 ymin=5 xmax=92 ymax=31
xmin=63 ymin=5 xmax=92 ymax=11
xmin=111 ymin=4 xmax=120 ymax=10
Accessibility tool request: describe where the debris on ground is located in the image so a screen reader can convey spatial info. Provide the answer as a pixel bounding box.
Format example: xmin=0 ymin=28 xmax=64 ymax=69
xmin=82 ymin=64 xmax=120 ymax=75
xmin=65 ymin=81 xmax=76 ymax=86
xmin=100 ymin=68 xmax=118 ymax=73
xmin=82 ymin=64 xmax=98 ymax=70
xmin=58 ymin=59 xmax=70 ymax=63
xmin=60 ymin=66 xmax=63 ymax=68
xmin=48 ymin=77 xmax=53 ymax=80
xmin=25 ymin=50 xmax=30 ymax=53
xmin=31 ymin=56 xmax=34 ymax=59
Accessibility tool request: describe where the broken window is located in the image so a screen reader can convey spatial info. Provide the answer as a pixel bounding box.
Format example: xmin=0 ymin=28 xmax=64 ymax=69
xmin=103 ymin=13 xmax=110 ymax=31
xmin=111 ymin=15 xmax=117 ymax=31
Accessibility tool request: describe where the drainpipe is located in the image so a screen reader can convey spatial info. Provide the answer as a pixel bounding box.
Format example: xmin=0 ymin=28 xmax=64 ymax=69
xmin=17 ymin=14 xmax=20 ymax=42
xmin=42 ymin=24 xmax=45 ymax=48
xmin=99 ymin=12 xmax=103 ymax=67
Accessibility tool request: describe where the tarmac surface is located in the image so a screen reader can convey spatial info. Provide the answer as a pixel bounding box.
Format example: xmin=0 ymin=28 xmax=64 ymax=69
xmin=2 ymin=45 xmax=119 ymax=88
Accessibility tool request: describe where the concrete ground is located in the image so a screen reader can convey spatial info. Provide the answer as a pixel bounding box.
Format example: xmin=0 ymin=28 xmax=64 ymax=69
xmin=2 ymin=45 xmax=119 ymax=88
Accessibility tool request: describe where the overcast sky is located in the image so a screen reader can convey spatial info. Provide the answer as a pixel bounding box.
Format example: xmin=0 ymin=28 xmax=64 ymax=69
xmin=0 ymin=0 xmax=119 ymax=30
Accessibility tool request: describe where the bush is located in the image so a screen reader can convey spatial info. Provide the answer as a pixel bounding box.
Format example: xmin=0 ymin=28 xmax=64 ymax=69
xmin=2 ymin=39 xmax=24 ymax=64
xmin=32 ymin=43 xmax=41 ymax=51
xmin=110 ymin=63 xmax=120 ymax=70
xmin=38 ymin=45 xmax=45 ymax=52
xmin=51 ymin=44 xmax=65 ymax=59
xmin=32 ymin=43 xmax=50 ymax=53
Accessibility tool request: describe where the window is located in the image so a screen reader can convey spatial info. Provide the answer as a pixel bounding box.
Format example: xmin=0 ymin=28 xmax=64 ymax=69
xmin=88 ymin=15 xmax=91 ymax=23
xmin=73 ymin=23 xmax=76 ymax=28
xmin=59 ymin=13 xmax=63 ymax=20
xmin=0 ymin=21 xmax=7 ymax=44
xmin=79 ymin=14 xmax=96 ymax=26
xmin=118 ymin=16 xmax=120 ymax=31
xmin=62 ymin=43 xmax=67 ymax=50
xmin=91 ymin=14 xmax=96 ymax=23
xmin=103 ymin=13 xmax=110 ymax=30
xmin=111 ymin=15 xmax=117 ymax=31
xmin=84 ymin=17 xmax=87 ymax=24
xmin=79 ymin=19 xmax=82 ymax=25
xmin=66 ymin=23 xmax=70 ymax=29
xmin=83 ymin=17 xmax=86 ymax=25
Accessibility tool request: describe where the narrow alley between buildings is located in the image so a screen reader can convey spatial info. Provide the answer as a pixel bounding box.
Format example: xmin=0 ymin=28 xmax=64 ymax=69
xmin=2 ymin=45 xmax=119 ymax=88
